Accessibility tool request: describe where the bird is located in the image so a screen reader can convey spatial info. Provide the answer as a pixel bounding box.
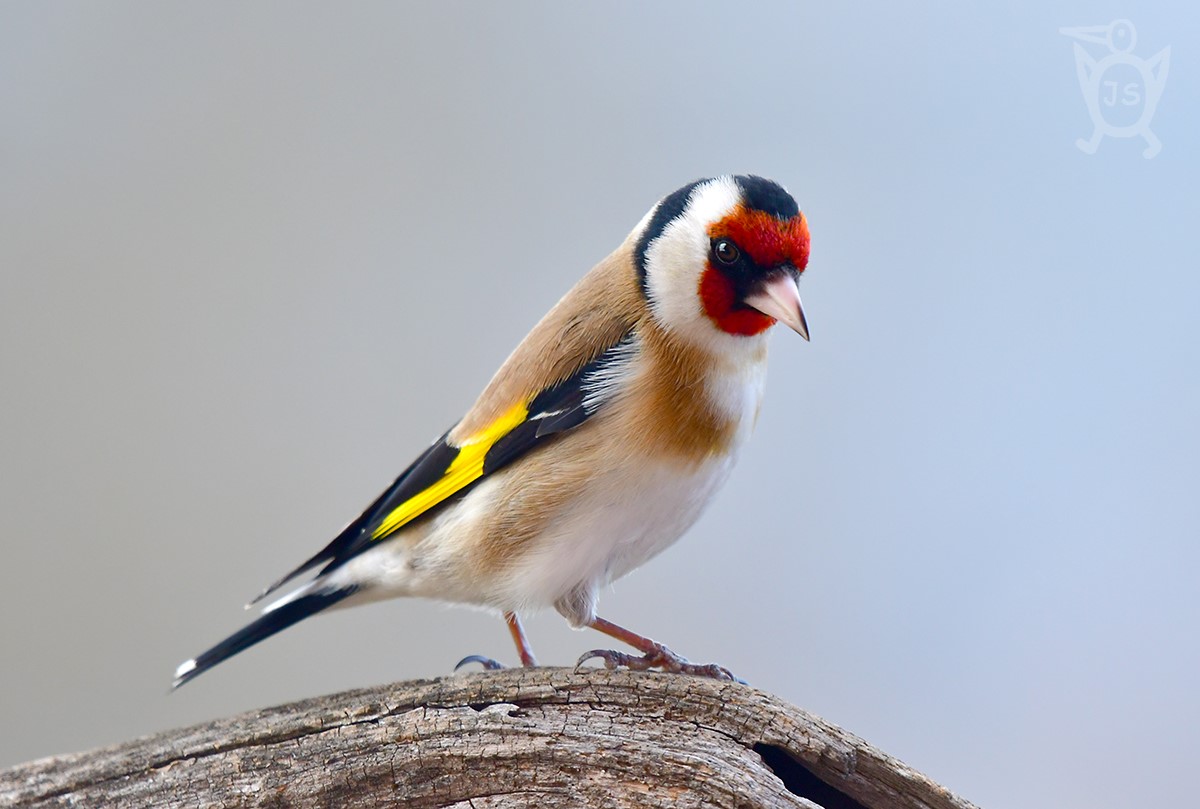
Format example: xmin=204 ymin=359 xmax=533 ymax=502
xmin=173 ymin=174 xmax=811 ymax=688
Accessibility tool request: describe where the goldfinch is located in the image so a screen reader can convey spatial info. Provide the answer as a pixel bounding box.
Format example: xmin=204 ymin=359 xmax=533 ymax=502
xmin=173 ymin=175 xmax=811 ymax=688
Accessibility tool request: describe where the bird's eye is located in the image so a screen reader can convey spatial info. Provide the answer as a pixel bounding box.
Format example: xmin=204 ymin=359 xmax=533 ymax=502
xmin=713 ymin=239 xmax=740 ymax=265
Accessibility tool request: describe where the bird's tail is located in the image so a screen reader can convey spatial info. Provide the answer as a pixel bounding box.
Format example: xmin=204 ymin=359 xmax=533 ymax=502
xmin=172 ymin=585 xmax=358 ymax=689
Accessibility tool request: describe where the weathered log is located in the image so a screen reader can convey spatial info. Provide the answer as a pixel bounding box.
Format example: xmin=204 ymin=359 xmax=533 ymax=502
xmin=0 ymin=668 xmax=978 ymax=808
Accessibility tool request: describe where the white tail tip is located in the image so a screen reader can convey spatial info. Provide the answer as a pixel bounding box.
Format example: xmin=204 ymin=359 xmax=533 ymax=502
xmin=173 ymin=658 xmax=197 ymax=685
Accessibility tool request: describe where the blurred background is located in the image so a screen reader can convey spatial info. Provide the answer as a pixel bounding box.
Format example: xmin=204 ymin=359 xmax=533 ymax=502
xmin=2 ymin=3 xmax=1197 ymax=807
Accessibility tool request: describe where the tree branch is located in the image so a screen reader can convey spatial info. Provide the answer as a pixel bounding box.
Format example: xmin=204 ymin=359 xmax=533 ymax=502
xmin=0 ymin=669 xmax=979 ymax=808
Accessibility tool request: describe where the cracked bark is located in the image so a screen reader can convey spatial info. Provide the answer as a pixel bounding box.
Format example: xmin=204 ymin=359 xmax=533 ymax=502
xmin=0 ymin=669 xmax=980 ymax=809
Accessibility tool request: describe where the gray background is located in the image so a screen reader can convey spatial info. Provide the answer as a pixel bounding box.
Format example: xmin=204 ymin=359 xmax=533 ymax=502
xmin=2 ymin=3 xmax=1197 ymax=807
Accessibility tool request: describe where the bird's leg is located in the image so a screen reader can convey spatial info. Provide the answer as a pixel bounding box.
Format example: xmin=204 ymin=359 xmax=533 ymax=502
xmin=576 ymin=615 xmax=738 ymax=681
xmin=505 ymin=611 xmax=538 ymax=667
xmin=455 ymin=611 xmax=537 ymax=671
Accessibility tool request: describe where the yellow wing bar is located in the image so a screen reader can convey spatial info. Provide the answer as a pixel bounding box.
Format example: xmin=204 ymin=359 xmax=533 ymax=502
xmin=370 ymin=401 xmax=529 ymax=540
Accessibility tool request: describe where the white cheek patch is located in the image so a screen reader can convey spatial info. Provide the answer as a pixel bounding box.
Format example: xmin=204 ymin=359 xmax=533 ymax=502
xmin=642 ymin=177 xmax=741 ymax=341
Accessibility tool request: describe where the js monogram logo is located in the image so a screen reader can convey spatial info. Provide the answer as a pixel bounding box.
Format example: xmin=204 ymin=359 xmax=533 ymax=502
xmin=1060 ymin=20 xmax=1170 ymax=159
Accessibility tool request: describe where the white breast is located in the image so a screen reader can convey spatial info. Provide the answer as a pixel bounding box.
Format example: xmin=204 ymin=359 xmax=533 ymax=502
xmin=497 ymin=357 xmax=767 ymax=624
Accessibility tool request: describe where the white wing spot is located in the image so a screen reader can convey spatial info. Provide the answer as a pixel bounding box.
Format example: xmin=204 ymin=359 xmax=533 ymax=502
xmin=581 ymin=336 xmax=640 ymax=413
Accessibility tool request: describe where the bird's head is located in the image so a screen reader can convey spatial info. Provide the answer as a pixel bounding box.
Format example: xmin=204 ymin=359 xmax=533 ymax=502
xmin=634 ymin=175 xmax=810 ymax=351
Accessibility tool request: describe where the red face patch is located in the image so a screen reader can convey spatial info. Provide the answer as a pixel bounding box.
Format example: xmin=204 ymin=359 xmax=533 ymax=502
xmin=698 ymin=267 xmax=776 ymax=336
xmin=709 ymin=207 xmax=810 ymax=272
xmin=698 ymin=206 xmax=810 ymax=336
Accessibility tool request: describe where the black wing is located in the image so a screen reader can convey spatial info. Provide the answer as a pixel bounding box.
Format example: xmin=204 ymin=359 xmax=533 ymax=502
xmin=250 ymin=331 xmax=636 ymax=604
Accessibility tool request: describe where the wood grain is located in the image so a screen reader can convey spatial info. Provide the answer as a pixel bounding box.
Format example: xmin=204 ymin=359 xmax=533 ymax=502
xmin=0 ymin=669 xmax=980 ymax=809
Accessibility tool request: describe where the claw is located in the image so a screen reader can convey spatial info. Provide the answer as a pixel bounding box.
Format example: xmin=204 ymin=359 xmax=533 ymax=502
xmin=575 ymin=648 xmax=631 ymax=671
xmin=454 ymin=654 xmax=506 ymax=672
xmin=574 ymin=646 xmax=739 ymax=682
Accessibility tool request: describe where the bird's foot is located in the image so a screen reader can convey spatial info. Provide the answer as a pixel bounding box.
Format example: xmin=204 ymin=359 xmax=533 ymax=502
xmin=454 ymin=654 xmax=506 ymax=672
xmin=575 ymin=644 xmax=740 ymax=681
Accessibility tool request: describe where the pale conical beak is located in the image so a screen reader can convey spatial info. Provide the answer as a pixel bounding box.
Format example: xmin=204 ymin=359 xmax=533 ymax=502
xmin=744 ymin=273 xmax=809 ymax=341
